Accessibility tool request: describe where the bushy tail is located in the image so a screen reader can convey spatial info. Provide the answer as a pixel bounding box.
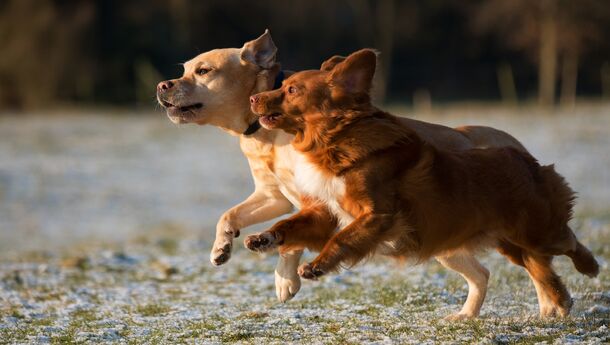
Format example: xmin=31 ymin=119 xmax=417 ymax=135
xmin=536 ymin=164 xmax=599 ymax=277
xmin=567 ymin=236 xmax=600 ymax=278
xmin=537 ymin=164 xmax=576 ymax=228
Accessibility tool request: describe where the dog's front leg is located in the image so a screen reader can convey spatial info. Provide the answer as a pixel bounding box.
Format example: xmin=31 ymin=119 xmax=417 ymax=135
xmin=298 ymin=213 xmax=394 ymax=280
xmin=274 ymin=249 xmax=303 ymax=302
xmin=244 ymin=201 xmax=336 ymax=302
xmin=211 ymin=190 xmax=293 ymax=266
xmin=244 ymin=201 xmax=337 ymax=253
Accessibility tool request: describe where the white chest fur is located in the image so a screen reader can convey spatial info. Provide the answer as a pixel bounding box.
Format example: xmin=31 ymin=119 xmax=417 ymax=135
xmin=294 ymin=154 xmax=355 ymax=229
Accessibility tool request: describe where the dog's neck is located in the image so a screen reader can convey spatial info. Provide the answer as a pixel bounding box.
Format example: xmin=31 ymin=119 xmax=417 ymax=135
xmin=292 ymin=107 xmax=423 ymax=175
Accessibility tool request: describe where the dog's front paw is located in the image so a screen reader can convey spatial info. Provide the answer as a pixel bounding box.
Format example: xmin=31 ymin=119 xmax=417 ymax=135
xmin=210 ymin=241 xmax=232 ymax=266
xmin=297 ymin=262 xmax=325 ymax=280
xmin=244 ymin=232 xmax=280 ymax=252
xmin=210 ymin=221 xmax=240 ymax=266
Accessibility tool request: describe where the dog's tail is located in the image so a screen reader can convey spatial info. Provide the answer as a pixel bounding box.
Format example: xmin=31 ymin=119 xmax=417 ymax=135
xmin=537 ymin=164 xmax=575 ymax=230
xmin=566 ymin=234 xmax=600 ymax=278
xmin=535 ymin=163 xmax=599 ymax=277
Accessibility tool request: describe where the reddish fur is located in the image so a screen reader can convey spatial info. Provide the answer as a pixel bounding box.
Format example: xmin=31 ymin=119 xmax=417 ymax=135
xmin=268 ymin=197 xmax=337 ymax=254
xmin=250 ymin=49 xmax=599 ymax=314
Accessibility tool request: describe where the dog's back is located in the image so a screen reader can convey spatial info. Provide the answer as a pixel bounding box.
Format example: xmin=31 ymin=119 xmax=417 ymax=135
xmin=397 ymin=144 xmax=563 ymax=253
xmin=401 ymin=141 xmax=598 ymax=277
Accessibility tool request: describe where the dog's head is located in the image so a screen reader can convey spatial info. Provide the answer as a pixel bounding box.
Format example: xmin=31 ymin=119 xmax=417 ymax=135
xmin=157 ymin=30 xmax=279 ymax=135
xmin=249 ymin=49 xmax=376 ymax=134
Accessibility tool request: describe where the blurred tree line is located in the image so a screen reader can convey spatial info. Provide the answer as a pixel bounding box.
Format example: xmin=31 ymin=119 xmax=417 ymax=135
xmin=0 ymin=0 xmax=609 ymax=110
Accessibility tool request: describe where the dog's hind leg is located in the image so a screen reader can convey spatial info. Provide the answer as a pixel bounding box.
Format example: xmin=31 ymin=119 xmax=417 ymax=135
xmin=436 ymin=251 xmax=489 ymax=320
xmin=500 ymin=227 xmax=597 ymax=316
xmin=522 ymin=252 xmax=572 ymax=317
xmin=497 ymin=241 xmax=556 ymax=317
xmin=516 ymin=225 xmax=599 ymax=278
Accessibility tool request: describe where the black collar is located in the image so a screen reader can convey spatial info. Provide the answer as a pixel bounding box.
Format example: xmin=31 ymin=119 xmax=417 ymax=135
xmin=243 ymin=70 xmax=286 ymax=136
xmin=273 ymin=70 xmax=285 ymax=89
xmin=243 ymin=119 xmax=261 ymax=136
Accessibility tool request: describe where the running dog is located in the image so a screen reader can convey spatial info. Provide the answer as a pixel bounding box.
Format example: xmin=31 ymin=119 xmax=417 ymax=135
xmin=156 ymin=31 xmax=530 ymax=305
xmin=246 ymin=49 xmax=599 ymax=318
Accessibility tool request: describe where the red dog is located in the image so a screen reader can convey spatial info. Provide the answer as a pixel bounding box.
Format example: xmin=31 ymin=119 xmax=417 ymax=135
xmin=245 ymin=49 xmax=599 ymax=319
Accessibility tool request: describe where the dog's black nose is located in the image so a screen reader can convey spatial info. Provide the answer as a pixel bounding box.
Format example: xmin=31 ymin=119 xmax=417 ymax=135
xmin=157 ymin=80 xmax=174 ymax=92
xmin=250 ymin=95 xmax=259 ymax=104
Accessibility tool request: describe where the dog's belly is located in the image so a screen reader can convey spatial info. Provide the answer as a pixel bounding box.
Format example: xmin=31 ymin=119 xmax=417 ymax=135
xmin=294 ymin=154 xmax=354 ymax=229
xmin=378 ymin=216 xmax=420 ymax=256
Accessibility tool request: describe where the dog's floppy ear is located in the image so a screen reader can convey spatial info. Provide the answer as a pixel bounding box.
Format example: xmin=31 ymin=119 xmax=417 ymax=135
xmin=241 ymin=29 xmax=277 ymax=69
xmin=320 ymin=55 xmax=346 ymax=71
xmin=328 ymin=49 xmax=377 ymax=94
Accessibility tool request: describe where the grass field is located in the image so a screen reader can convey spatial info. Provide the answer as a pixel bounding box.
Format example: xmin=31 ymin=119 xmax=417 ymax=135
xmin=0 ymin=105 xmax=609 ymax=344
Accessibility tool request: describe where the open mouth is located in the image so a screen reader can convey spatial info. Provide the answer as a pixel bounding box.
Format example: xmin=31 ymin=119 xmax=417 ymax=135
xmin=160 ymin=100 xmax=203 ymax=113
xmin=259 ymin=113 xmax=282 ymax=127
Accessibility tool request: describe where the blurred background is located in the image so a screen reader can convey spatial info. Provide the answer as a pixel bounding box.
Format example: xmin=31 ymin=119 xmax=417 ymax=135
xmin=1 ymin=0 xmax=609 ymax=255
xmin=2 ymin=0 xmax=610 ymax=108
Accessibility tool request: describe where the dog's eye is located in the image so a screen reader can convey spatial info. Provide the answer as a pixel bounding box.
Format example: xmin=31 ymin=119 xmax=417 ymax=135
xmin=196 ymin=68 xmax=211 ymax=76
xmin=287 ymin=86 xmax=297 ymax=94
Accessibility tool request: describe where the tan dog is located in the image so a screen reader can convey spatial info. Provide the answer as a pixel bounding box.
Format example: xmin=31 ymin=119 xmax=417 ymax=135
xmin=246 ymin=49 xmax=599 ymax=319
xmin=156 ymin=31 xmax=529 ymax=306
